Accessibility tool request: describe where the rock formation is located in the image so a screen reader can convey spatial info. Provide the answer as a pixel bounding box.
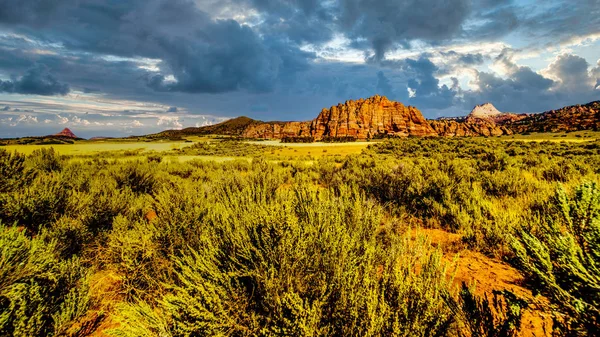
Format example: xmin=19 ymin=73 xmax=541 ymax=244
xmin=155 ymin=98 xmax=600 ymax=140
xmin=430 ymin=103 xmax=527 ymax=137
xmin=238 ymin=95 xmax=437 ymax=140
xmin=510 ymin=101 xmax=600 ymax=133
xmin=54 ymin=128 xmax=77 ymax=138
xmin=429 ymin=119 xmax=513 ymax=137
xmin=242 ymin=121 xmax=312 ymax=139
xmin=468 ymin=103 xmax=502 ymax=119
xmin=309 ymin=95 xmax=437 ymax=139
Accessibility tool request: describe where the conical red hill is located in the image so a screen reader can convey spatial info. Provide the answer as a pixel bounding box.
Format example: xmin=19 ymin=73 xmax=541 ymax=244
xmin=54 ymin=128 xmax=77 ymax=138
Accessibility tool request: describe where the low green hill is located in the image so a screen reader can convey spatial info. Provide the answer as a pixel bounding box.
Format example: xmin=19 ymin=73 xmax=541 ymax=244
xmin=151 ymin=116 xmax=261 ymax=138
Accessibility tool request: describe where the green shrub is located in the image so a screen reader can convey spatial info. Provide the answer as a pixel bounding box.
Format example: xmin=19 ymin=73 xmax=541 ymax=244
xmin=511 ymin=182 xmax=600 ymax=335
xmin=452 ymin=283 xmax=528 ymax=337
xmin=112 ymin=186 xmax=457 ymax=336
xmin=112 ymin=162 xmax=158 ymax=195
xmin=0 ymin=150 xmax=34 ymax=193
xmin=0 ymin=174 xmax=68 ymax=232
xmin=27 ymin=148 xmax=63 ymax=173
xmin=0 ymin=224 xmax=93 ymax=336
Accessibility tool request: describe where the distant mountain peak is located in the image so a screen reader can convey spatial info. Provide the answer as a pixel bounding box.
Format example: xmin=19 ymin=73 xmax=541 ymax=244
xmin=54 ymin=128 xmax=77 ymax=138
xmin=469 ymin=103 xmax=502 ymax=118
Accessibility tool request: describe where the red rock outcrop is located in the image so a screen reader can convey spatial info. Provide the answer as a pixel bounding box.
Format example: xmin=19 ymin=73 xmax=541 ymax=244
xmin=309 ymin=95 xmax=437 ymax=139
xmin=429 ymin=119 xmax=513 ymax=137
xmin=510 ymin=101 xmax=600 ymax=133
xmin=54 ymin=128 xmax=77 ymax=138
xmin=430 ymin=103 xmax=528 ymax=137
xmin=156 ymin=98 xmax=600 ymax=140
xmin=242 ymin=121 xmax=312 ymax=139
xmin=240 ymin=95 xmax=437 ymax=140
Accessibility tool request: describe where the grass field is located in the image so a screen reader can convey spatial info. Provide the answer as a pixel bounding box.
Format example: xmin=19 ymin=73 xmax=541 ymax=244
xmin=1 ymin=140 xmax=193 ymax=155
xmin=500 ymin=130 xmax=600 ymax=142
xmin=1 ymin=134 xmax=599 ymax=336
xmin=2 ymin=138 xmax=374 ymax=160
xmin=3 ymin=133 xmax=599 ymax=162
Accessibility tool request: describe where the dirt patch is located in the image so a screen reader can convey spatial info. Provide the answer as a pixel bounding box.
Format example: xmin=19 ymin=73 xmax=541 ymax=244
xmin=88 ymin=270 xmax=124 ymax=336
xmin=416 ymin=228 xmax=553 ymax=337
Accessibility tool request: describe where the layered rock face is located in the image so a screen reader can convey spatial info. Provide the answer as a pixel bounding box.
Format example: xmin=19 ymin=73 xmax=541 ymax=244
xmin=54 ymin=128 xmax=77 ymax=138
xmin=468 ymin=103 xmax=502 ymax=119
xmin=310 ymin=95 xmax=437 ymax=139
xmin=241 ymin=95 xmax=436 ymax=140
xmin=510 ymin=101 xmax=600 ymax=133
xmin=242 ymin=121 xmax=312 ymax=139
xmin=430 ymin=103 xmax=527 ymax=137
xmin=430 ymin=101 xmax=600 ymax=136
xmin=429 ymin=119 xmax=513 ymax=137
xmin=160 ymin=98 xmax=600 ymax=140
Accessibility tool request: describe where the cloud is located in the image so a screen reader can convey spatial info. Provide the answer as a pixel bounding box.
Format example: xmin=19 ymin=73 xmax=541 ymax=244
xmin=71 ymin=116 xmax=91 ymax=126
xmin=16 ymin=115 xmax=38 ymax=124
xmin=593 ymin=60 xmax=600 ymax=89
xmin=461 ymin=51 xmax=599 ymax=113
xmin=439 ymin=51 xmax=485 ymax=66
xmin=338 ymin=0 xmax=472 ymax=59
xmin=0 ymin=0 xmax=315 ymax=95
xmin=166 ymin=106 xmax=178 ymax=112
xmin=2 ymin=105 xmax=9 ymax=111
xmin=157 ymin=116 xmax=183 ymax=129
xmin=464 ymin=1 xmax=519 ymax=41
xmin=376 ymin=71 xmax=394 ymax=98
xmin=519 ymin=0 xmax=600 ymax=47
xmin=0 ymin=114 xmax=38 ymax=127
xmin=0 ymin=64 xmax=70 ymax=96
xmin=56 ymin=115 xmax=69 ymax=124
xmin=0 ymin=0 xmax=599 ymax=134
xmin=247 ymin=0 xmax=335 ymax=44
xmin=544 ymin=54 xmax=596 ymax=93
xmin=393 ymin=56 xmax=458 ymax=109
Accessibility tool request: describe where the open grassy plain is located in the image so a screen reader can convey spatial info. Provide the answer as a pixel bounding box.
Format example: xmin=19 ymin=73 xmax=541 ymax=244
xmin=500 ymin=130 xmax=600 ymax=142
xmin=1 ymin=135 xmax=599 ymax=336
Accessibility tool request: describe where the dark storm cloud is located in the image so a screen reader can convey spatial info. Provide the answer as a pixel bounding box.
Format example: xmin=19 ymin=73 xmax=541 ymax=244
xmin=0 ymin=65 xmax=70 ymax=96
xmin=167 ymin=106 xmax=178 ymax=112
xmin=519 ymin=0 xmax=600 ymax=46
xmin=462 ymin=52 xmax=600 ymax=113
xmin=147 ymin=20 xmax=315 ymax=93
xmin=0 ymin=0 xmax=599 ymax=133
xmin=546 ymin=54 xmax=593 ymax=92
xmin=338 ymin=0 xmax=472 ymax=60
xmin=83 ymin=88 xmax=100 ymax=94
xmin=464 ymin=1 xmax=519 ymax=40
xmin=248 ymin=0 xmax=335 ymax=44
xmin=376 ymin=71 xmax=394 ymax=98
xmin=397 ymin=57 xmax=457 ymax=109
xmin=440 ymin=51 xmax=485 ymax=66
xmin=593 ymin=60 xmax=600 ymax=87
xmin=0 ymin=0 xmax=315 ymax=94
xmin=0 ymin=0 xmax=75 ymax=25
xmin=0 ymin=44 xmax=155 ymax=100
xmin=465 ymin=69 xmax=555 ymax=112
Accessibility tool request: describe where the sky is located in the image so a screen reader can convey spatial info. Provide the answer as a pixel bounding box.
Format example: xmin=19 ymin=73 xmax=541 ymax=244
xmin=0 ymin=0 xmax=599 ymax=138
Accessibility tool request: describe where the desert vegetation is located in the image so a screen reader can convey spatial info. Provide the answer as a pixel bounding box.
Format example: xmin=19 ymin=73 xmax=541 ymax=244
xmin=0 ymin=136 xmax=599 ymax=336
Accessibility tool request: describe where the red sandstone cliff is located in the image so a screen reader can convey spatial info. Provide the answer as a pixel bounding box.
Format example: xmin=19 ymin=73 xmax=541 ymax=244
xmin=240 ymin=95 xmax=437 ymax=139
xmin=309 ymin=95 xmax=437 ymax=139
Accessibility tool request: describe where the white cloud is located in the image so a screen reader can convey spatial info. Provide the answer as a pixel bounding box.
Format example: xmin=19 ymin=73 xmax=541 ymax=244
xmin=16 ymin=115 xmax=38 ymax=124
xmin=57 ymin=115 xmax=69 ymax=124
xmin=71 ymin=116 xmax=91 ymax=126
xmin=157 ymin=116 xmax=183 ymax=129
